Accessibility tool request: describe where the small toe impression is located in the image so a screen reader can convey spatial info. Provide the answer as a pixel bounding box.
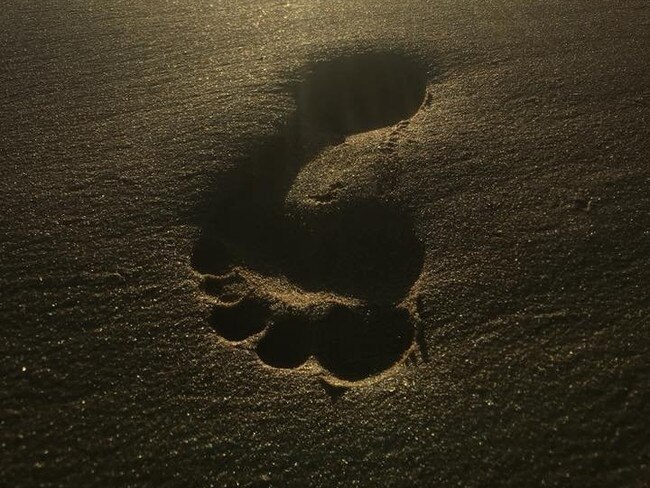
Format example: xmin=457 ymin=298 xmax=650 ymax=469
xmin=315 ymin=305 xmax=414 ymax=382
xmin=256 ymin=316 xmax=313 ymax=369
xmin=209 ymin=298 xmax=269 ymax=342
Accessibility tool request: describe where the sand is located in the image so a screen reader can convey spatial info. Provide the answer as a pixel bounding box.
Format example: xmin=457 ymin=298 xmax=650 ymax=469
xmin=1 ymin=1 xmax=649 ymax=486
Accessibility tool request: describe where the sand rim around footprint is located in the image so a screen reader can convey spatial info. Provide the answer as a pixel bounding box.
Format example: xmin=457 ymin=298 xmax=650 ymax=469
xmin=193 ymin=51 xmax=429 ymax=383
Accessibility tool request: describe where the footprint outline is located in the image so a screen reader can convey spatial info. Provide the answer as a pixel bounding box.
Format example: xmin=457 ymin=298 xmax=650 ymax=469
xmin=192 ymin=50 xmax=433 ymax=384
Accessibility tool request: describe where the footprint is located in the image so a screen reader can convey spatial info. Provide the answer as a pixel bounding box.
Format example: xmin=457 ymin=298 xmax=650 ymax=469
xmin=193 ymin=51 xmax=430 ymax=383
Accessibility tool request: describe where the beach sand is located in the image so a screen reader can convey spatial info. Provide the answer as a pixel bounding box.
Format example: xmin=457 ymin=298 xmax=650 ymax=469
xmin=1 ymin=1 xmax=648 ymax=486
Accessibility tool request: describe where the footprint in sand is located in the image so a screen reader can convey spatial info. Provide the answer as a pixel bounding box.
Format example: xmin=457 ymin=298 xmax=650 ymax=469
xmin=192 ymin=51 xmax=430 ymax=383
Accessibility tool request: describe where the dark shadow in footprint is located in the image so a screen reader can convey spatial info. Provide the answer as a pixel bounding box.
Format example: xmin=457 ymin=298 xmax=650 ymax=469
xmin=193 ymin=50 xmax=431 ymax=381
xmin=192 ymin=232 xmax=233 ymax=276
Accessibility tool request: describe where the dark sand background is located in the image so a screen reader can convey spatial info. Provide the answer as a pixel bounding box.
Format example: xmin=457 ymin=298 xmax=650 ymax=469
xmin=2 ymin=1 xmax=649 ymax=486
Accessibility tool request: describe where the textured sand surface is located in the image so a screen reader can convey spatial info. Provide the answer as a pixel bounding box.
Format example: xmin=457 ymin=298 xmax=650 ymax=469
xmin=1 ymin=1 xmax=649 ymax=486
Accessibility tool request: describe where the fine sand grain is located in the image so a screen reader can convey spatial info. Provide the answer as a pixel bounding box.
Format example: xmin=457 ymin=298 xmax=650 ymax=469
xmin=1 ymin=1 xmax=648 ymax=487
